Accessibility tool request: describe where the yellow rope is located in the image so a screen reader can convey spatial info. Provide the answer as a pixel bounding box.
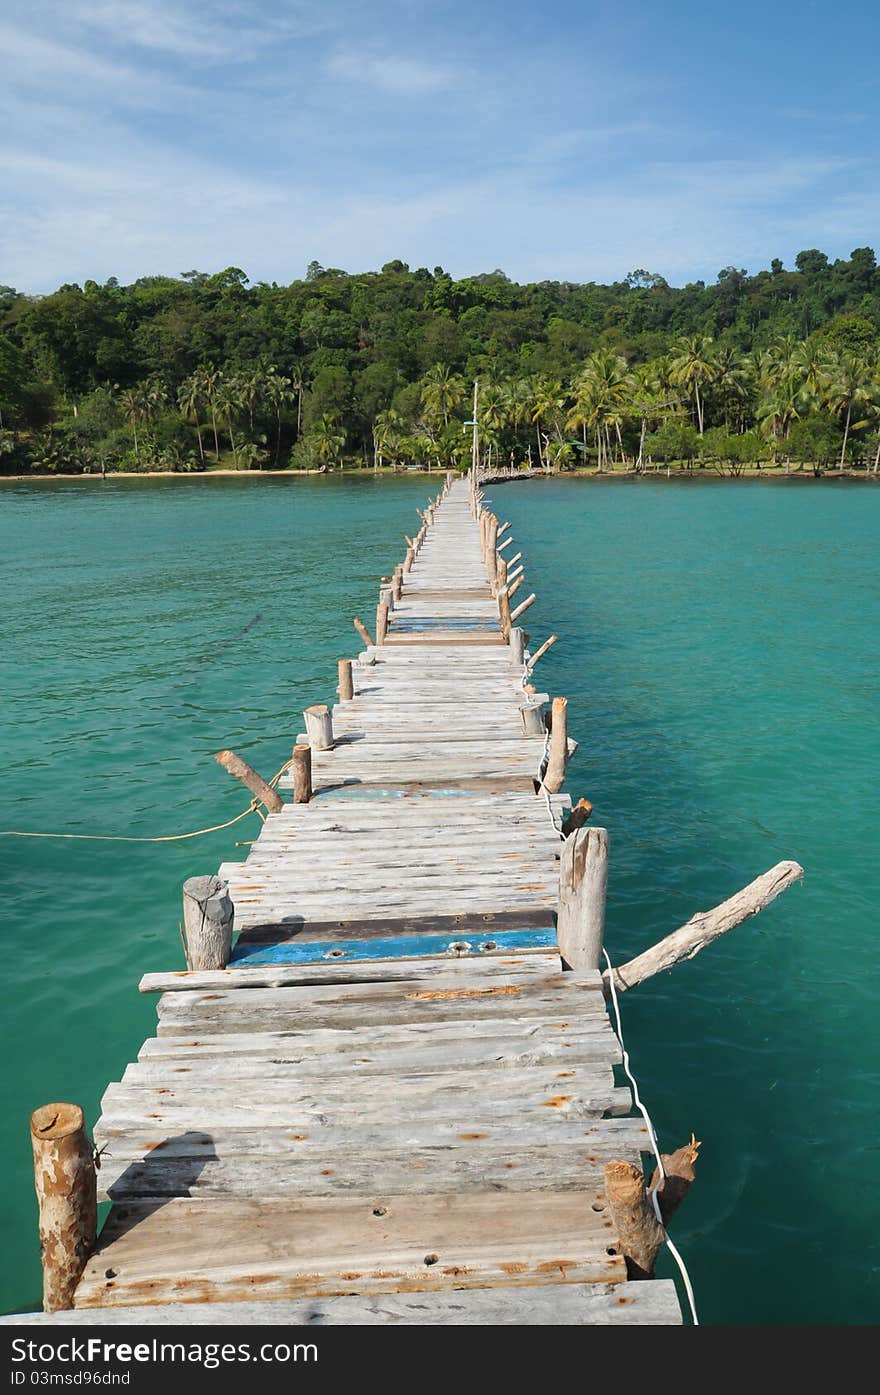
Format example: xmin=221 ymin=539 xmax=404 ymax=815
xmin=0 ymin=756 xmax=296 ymax=843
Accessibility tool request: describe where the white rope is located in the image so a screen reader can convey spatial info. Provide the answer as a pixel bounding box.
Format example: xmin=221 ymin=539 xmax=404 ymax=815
xmin=603 ymin=946 xmax=700 ymax=1325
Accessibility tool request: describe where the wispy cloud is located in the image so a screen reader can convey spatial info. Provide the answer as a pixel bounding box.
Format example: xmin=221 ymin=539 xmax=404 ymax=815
xmin=325 ymin=48 xmax=457 ymax=94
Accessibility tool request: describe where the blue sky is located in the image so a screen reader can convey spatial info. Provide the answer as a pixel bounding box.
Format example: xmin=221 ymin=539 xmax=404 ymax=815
xmin=1 ymin=0 xmax=878 ymax=292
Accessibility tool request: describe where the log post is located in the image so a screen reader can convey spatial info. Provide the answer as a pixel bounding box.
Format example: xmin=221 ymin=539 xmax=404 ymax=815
xmin=376 ymin=601 xmax=389 ymax=645
xmin=510 ymin=592 xmax=536 ymax=623
xmin=353 ymin=616 xmax=375 ymax=649
xmin=498 ymin=587 xmax=512 ymax=638
xmin=403 ymin=547 xmax=414 ymax=574
xmin=519 ymin=700 xmax=545 ymax=735
xmin=497 ymin=556 xmax=508 ymax=590
xmin=304 ymin=704 xmax=334 ymax=750
xmin=542 ymin=696 xmax=568 ymax=793
xmin=604 ymin=1137 xmax=701 ymax=1281
xmin=561 ymin=797 xmax=593 ymax=835
xmin=557 ymin=826 xmax=608 ymax=970
xmin=182 ymin=874 xmax=233 ymax=970
xmin=603 ymin=1162 xmax=666 ymax=1281
xmin=338 ymin=658 xmax=354 ymax=701
xmin=486 ymin=518 xmax=498 ymax=587
xmin=507 ymin=574 xmax=525 ymax=600
xmin=214 ymin=749 xmax=283 ymax=814
xmin=392 ymin=567 xmax=403 ymax=601
xmin=497 ymin=536 xmax=514 ymax=555
xmin=291 ymin=742 xmax=312 ymax=804
xmin=30 ymin=1104 xmax=97 ymax=1312
xmin=509 ymin=627 xmax=525 ymax=665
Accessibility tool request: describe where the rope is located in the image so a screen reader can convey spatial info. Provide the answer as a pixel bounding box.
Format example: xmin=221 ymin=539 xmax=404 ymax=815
xmin=603 ymin=946 xmax=700 ymax=1325
xmin=0 ymin=756 xmax=295 ymax=844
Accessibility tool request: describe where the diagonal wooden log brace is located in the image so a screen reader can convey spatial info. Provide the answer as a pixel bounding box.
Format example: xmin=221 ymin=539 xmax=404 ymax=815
xmin=214 ymin=750 xmax=283 ymax=814
xmin=602 ymin=861 xmax=804 ymax=996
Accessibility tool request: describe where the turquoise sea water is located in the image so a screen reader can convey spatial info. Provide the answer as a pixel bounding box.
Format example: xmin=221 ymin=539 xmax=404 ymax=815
xmin=0 ymin=475 xmax=877 ymax=1323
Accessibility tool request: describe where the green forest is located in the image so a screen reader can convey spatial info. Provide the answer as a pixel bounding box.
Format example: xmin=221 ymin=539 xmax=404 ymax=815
xmin=3 ymin=248 xmax=880 ymax=476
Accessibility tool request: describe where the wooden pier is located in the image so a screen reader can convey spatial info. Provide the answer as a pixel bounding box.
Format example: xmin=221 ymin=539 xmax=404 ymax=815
xmin=15 ymin=472 xmax=804 ymax=1326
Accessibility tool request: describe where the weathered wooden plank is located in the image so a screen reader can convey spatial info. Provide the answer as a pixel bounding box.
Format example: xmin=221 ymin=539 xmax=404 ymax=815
xmin=96 ymin=1144 xmax=632 ymax=1201
xmin=8 ymin=1281 xmax=682 ymax=1325
xmin=140 ymin=949 xmax=563 ymax=994
xmin=74 ymin=1193 xmax=626 ymax=1307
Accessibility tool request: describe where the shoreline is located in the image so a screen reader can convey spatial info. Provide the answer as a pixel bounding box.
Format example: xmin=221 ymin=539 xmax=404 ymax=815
xmin=1 ymin=467 xmax=878 ymax=483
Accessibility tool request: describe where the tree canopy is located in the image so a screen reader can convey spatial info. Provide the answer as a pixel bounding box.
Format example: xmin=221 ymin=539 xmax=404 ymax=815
xmin=4 ymin=249 xmax=880 ymax=474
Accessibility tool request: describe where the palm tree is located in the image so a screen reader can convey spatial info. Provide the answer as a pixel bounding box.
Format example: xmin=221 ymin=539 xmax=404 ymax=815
xmin=290 ymin=361 xmax=307 ymax=440
xmin=117 ymin=386 xmax=143 ymax=461
xmin=568 ymin=350 xmax=632 ymax=472
xmin=263 ymin=370 xmax=293 ymax=466
xmin=374 ymin=408 xmax=404 ymax=470
xmin=529 ymin=378 xmax=566 ymax=470
xmin=670 ymin=335 xmax=716 ymax=435
xmin=177 ymin=374 xmax=206 ymax=463
xmin=237 ymin=368 xmax=264 ymax=436
xmin=821 ymin=351 xmax=876 ymax=469
xmin=214 ymin=377 xmax=242 ymax=467
xmin=198 ymin=364 xmax=221 ymax=458
xmin=420 ymin=364 xmax=464 ymax=429
xmin=312 ymin=415 xmax=345 ymax=470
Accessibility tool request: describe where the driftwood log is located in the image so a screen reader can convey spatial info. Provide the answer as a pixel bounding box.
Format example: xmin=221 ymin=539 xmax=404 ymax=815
xmin=603 ymin=861 xmax=804 ymax=995
xmin=214 ymin=749 xmax=283 ymax=814
xmin=604 ymin=1137 xmax=701 ymax=1280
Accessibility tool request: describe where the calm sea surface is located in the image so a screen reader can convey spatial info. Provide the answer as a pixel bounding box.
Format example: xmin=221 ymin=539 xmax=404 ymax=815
xmin=0 ymin=475 xmax=877 ymax=1322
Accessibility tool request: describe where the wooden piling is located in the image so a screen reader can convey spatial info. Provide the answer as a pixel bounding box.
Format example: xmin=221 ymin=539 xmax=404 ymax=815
xmin=542 ymin=696 xmax=568 ymax=793
xmin=557 ymin=826 xmax=608 ymax=970
xmin=182 ymin=874 xmax=234 ymax=970
xmin=338 ymin=659 xmax=354 ymax=701
xmin=30 ymin=1103 xmax=97 ymax=1312
xmin=291 ymin=742 xmax=312 ymax=803
xmin=498 ymin=588 xmax=512 ymax=638
xmin=509 ymin=627 xmax=525 ymax=665
xmin=304 ymin=704 xmax=334 ymax=750
xmin=527 ymin=634 xmax=558 ymax=671
xmin=376 ymin=601 xmax=389 ymax=645
xmin=214 ymin=750 xmax=283 ymax=814
xmin=519 ymin=700 xmax=545 ymax=735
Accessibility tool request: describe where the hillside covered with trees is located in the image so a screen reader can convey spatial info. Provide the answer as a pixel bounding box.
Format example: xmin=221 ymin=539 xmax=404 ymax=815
xmin=3 ymin=249 xmax=880 ymax=476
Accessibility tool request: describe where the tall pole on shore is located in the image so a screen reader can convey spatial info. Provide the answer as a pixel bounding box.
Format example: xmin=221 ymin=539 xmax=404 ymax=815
xmin=471 ymin=379 xmax=479 ymax=475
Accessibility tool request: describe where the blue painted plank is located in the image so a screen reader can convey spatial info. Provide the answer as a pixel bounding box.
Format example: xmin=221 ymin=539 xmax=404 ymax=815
xmin=230 ymin=926 xmax=557 ymax=967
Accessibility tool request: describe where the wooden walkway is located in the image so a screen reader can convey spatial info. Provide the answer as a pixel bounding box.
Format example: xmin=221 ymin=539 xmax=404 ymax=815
xmin=67 ymin=477 xmax=682 ymax=1324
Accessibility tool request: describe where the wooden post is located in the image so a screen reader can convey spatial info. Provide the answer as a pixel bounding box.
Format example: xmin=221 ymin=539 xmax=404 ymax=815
xmin=498 ymin=588 xmax=512 ymax=638
xmin=603 ymin=1161 xmax=666 ymax=1281
xmin=497 ymin=521 xmax=511 ymax=538
xmin=30 ymin=1103 xmax=97 ymax=1312
xmin=403 ymin=547 xmax=414 ymax=574
xmin=304 ymin=703 xmax=334 ymax=749
xmin=392 ymin=567 xmax=403 ymax=601
xmin=353 ymin=616 xmax=374 ymax=649
xmin=486 ymin=518 xmax=498 ymax=587
xmin=291 ymin=742 xmax=312 ymax=804
xmin=376 ymin=601 xmax=389 ymax=645
xmin=507 ymin=574 xmax=525 ymax=600
xmin=542 ymin=696 xmax=568 ymax=793
xmin=338 ymin=658 xmax=354 ymax=701
xmin=557 ymin=826 xmax=608 ymax=970
xmin=497 ymin=556 xmax=508 ymax=590
xmin=509 ymin=627 xmax=525 ymax=665
xmin=214 ymin=749 xmax=283 ymax=813
xmin=182 ymin=874 xmax=233 ymax=970
xmin=519 ymin=700 xmax=545 ymax=735
xmin=510 ymin=592 xmax=535 ymax=623
xmin=497 ymin=536 xmax=514 ymax=554
xmin=561 ymin=797 xmax=593 ymax=835
xmin=604 ymin=1138 xmax=700 ymax=1280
